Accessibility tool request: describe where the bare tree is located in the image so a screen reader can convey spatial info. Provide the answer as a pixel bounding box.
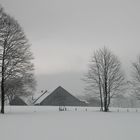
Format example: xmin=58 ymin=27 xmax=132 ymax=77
xmin=0 ymin=7 xmax=35 ymax=113
xmin=132 ymin=56 xmax=140 ymax=100
xmin=84 ymin=47 xmax=125 ymax=112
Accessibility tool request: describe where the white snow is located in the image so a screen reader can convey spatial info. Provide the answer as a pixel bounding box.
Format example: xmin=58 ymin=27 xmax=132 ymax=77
xmin=1 ymin=106 xmax=140 ymax=140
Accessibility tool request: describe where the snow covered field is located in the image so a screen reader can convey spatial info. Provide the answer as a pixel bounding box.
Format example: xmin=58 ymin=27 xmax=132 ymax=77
xmin=1 ymin=106 xmax=140 ymax=140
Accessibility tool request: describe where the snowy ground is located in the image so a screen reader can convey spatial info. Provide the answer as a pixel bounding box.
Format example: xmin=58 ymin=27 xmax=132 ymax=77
xmin=1 ymin=106 xmax=140 ymax=140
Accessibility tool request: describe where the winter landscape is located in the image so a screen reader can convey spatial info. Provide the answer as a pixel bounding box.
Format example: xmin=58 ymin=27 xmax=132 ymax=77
xmin=0 ymin=0 xmax=140 ymax=140
xmin=1 ymin=106 xmax=140 ymax=140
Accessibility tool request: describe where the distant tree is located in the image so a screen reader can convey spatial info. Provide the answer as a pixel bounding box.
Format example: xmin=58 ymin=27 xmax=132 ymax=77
xmin=84 ymin=47 xmax=125 ymax=112
xmin=5 ymin=73 xmax=36 ymax=103
xmin=0 ymin=7 xmax=36 ymax=113
xmin=132 ymin=56 xmax=140 ymax=100
xmin=85 ymin=95 xmax=100 ymax=107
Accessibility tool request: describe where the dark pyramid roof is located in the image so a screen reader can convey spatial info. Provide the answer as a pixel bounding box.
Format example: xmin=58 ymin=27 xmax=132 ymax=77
xmin=40 ymin=86 xmax=86 ymax=106
xmin=10 ymin=96 xmax=27 ymax=106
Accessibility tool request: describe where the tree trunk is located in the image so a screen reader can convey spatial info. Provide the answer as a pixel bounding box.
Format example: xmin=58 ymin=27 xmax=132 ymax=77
xmin=99 ymin=90 xmax=103 ymax=111
xmin=104 ymin=70 xmax=109 ymax=112
xmin=1 ymin=61 xmax=5 ymax=113
xmin=1 ymin=41 xmax=6 ymax=114
xmin=104 ymin=96 xmax=108 ymax=112
xmin=1 ymin=77 xmax=5 ymax=114
xmin=99 ymin=76 xmax=103 ymax=111
xmin=100 ymin=99 xmax=103 ymax=111
xmin=103 ymin=89 xmax=108 ymax=112
xmin=107 ymin=95 xmax=110 ymax=111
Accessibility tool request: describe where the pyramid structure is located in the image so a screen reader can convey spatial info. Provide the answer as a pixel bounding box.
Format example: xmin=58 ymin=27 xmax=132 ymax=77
xmin=40 ymin=86 xmax=87 ymax=106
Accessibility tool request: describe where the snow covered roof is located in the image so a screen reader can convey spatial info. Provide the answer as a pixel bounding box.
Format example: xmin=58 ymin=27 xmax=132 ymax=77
xmin=33 ymin=90 xmax=50 ymax=104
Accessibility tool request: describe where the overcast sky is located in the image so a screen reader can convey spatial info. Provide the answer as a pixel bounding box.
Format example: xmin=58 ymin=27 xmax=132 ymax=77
xmin=1 ymin=0 xmax=140 ymax=96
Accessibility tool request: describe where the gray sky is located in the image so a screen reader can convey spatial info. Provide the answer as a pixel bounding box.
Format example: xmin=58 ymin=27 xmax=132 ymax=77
xmin=1 ymin=0 xmax=140 ymax=95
